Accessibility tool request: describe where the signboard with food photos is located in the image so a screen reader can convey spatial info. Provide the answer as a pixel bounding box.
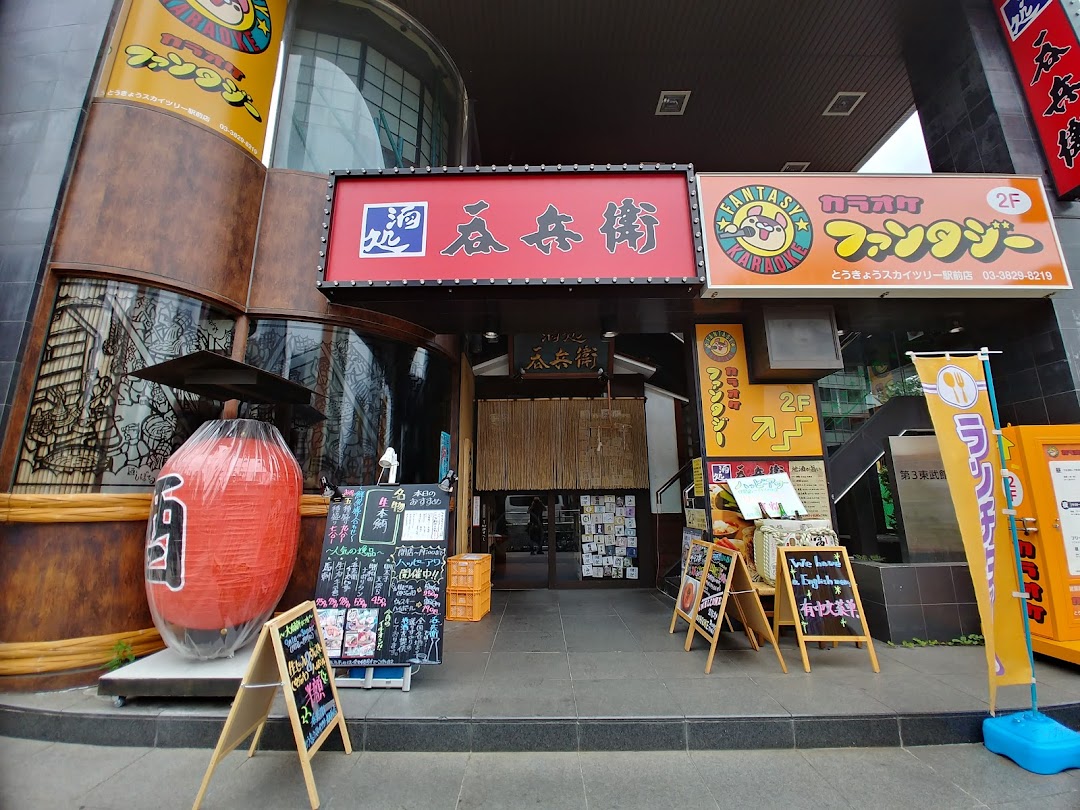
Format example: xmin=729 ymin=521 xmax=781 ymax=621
xmin=313 ymin=485 xmax=451 ymax=667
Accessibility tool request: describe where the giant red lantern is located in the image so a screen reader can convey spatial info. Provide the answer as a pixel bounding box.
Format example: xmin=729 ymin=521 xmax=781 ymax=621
xmin=144 ymin=419 xmax=303 ymax=659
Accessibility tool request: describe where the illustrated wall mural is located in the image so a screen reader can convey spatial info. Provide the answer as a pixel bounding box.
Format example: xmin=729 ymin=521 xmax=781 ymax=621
xmin=15 ymin=278 xmax=234 ymax=492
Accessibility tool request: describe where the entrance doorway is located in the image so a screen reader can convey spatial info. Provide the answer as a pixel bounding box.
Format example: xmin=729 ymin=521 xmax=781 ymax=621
xmin=480 ymin=490 xmax=651 ymax=588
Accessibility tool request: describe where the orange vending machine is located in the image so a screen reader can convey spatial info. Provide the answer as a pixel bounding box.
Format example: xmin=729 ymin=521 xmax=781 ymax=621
xmin=1002 ymin=425 xmax=1080 ymax=663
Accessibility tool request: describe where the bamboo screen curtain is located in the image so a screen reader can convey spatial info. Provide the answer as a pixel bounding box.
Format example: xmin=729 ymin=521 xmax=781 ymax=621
xmin=475 ymin=398 xmax=649 ymax=491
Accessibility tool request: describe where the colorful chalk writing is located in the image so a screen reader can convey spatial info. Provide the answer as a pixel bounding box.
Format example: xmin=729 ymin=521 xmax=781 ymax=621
xmin=694 ymin=549 xmax=735 ymax=636
xmin=783 ymin=549 xmax=865 ymax=637
xmin=277 ymin=607 xmax=337 ymax=751
xmin=313 ymin=485 xmax=450 ymax=666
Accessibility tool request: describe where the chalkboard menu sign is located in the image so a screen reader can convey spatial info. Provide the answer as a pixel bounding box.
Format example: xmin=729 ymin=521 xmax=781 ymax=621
xmin=774 ymin=546 xmax=879 ymax=673
xmin=781 ymin=548 xmax=864 ymax=637
xmin=313 ymin=485 xmax=451 ymax=666
xmin=694 ymin=548 xmax=735 ymax=637
xmin=194 ymin=601 xmax=351 ymax=810
xmin=277 ymin=607 xmax=338 ymax=750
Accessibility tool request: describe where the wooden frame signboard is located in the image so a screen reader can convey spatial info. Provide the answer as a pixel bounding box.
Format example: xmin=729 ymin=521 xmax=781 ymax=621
xmin=773 ymin=546 xmax=879 ymax=674
xmin=672 ymin=540 xmax=787 ymax=674
xmin=193 ymin=602 xmax=352 ymax=810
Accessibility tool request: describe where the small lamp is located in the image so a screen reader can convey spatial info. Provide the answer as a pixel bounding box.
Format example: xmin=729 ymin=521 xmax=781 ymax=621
xmin=378 ymin=447 xmax=399 ymax=485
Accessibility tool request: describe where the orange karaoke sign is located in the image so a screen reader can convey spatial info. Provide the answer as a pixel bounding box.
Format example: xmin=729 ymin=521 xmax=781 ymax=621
xmin=103 ymin=0 xmax=287 ymax=159
xmin=698 ymin=174 xmax=1070 ymax=298
xmin=695 ymin=324 xmax=822 ymax=459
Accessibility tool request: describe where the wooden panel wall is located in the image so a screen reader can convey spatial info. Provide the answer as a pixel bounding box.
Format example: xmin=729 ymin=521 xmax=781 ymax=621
xmin=0 ymin=521 xmax=152 ymax=642
xmin=52 ymin=102 xmax=265 ymax=310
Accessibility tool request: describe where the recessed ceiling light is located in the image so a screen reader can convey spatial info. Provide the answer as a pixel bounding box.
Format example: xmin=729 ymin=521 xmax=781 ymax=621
xmin=655 ymin=90 xmax=691 ymax=116
xmin=483 ymin=331 xmax=498 ymax=341
xmin=948 ymin=322 xmax=964 ymax=334
xmin=823 ymin=91 xmax=866 ymax=116
xmin=781 ymin=161 xmax=810 ymax=172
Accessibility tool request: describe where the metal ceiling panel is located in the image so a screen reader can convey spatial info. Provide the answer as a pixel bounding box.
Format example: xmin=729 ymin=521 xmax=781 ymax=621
xmin=394 ymin=0 xmax=951 ymax=170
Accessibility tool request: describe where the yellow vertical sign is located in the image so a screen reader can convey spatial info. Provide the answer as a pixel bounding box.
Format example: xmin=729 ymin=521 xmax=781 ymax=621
xmin=691 ymin=457 xmax=705 ymax=497
xmin=103 ymin=0 xmax=287 ymax=159
xmin=911 ymin=354 xmax=1033 ymax=712
xmin=695 ymin=324 xmax=822 ymax=458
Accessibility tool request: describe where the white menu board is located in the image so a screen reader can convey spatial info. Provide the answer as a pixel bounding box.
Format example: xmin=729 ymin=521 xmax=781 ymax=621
xmin=1049 ymin=460 xmax=1080 ymax=576
xmin=725 ymin=472 xmax=806 ymax=520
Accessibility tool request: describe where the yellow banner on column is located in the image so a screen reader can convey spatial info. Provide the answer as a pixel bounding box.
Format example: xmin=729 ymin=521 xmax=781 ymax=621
xmin=104 ymin=0 xmax=287 ymax=159
xmin=912 ymin=354 xmax=1032 ymax=711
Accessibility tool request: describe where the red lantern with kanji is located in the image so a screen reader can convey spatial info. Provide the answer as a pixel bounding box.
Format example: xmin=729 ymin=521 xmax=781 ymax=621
xmin=144 ymin=419 xmax=303 ymax=659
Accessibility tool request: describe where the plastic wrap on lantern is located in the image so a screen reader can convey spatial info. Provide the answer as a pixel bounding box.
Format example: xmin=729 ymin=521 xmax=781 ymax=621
xmin=144 ymin=419 xmax=303 ymax=660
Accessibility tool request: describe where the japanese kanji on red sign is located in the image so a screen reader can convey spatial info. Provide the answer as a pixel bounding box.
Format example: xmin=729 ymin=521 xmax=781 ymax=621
xmin=998 ymin=0 xmax=1080 ymax=198
xmin=320 ymin=168 xmax=697 ymax=286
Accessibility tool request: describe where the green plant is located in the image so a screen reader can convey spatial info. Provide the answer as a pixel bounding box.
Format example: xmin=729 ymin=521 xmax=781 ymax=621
xmin=104 ymin=640 xmax=136 ymax=671
xmin=886 ymin=633 xmax=985 ymax=648
xmin=851 ymin=554 xmax=886 ymax=562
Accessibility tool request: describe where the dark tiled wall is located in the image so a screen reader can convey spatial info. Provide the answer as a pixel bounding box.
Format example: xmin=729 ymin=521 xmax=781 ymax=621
xmin=0 ymin=0 xmax=113 ymax=442
xmin=906 ymin=0 xmax=1080 ymax=426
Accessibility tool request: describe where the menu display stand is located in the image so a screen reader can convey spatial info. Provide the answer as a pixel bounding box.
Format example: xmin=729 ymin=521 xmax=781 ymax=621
xmin=672 ymin=539 xmax=786 ymax=674
xmin=193 ymin=601 xmax=350 ymax=810
xmin=773 ymin=546 xmax=879 ymax=673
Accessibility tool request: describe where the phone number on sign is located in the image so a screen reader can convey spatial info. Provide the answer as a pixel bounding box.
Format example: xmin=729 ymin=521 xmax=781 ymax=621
xmin=218 ymin=123 xmax=258 ymax=156
xmin=980 ymin=270 xmax=1057 ymax=281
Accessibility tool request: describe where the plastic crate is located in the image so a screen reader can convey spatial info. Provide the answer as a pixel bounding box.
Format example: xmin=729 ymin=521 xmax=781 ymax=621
xmin=446 ymin=587 xmax=491 ymax=622
xmin=448 ymin=553 xmax=492 ymax=590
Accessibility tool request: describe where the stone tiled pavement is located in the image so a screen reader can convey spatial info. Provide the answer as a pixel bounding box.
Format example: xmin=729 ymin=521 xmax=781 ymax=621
xmin=3 ymin=589 xmax=1080 ymax=753
xmin=2 ymin=736 xmax=1079 ymax=809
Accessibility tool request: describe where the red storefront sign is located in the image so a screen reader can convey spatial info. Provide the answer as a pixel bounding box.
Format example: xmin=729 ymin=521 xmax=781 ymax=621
xmin=319 ymin=167 xmax=698 ymax=287
xmin=998 ymin=0 xmax=1080 ymax=198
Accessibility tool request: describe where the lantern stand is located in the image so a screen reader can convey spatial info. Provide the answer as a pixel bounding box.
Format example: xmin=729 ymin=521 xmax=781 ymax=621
xmin=99 ymin=351 xmax=324 ymax=705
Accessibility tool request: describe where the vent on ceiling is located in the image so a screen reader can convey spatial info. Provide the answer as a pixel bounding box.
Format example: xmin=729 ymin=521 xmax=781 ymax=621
xmin=781 ymin=161 xmax=810 ymax=172
xmin=655 ymin=90 xmax=691 ymax=116
xmin=823 ymin=91 xmax=866 ymax=117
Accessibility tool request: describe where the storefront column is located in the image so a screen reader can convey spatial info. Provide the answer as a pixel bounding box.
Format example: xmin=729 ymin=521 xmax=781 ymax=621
xmin=905 ymin=0 xmax=1080 ymax=425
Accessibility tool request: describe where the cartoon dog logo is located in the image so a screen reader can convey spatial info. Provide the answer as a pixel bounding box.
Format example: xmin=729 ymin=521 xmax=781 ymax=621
xmin=721 ymin=205 xmax=788 ymax=252
xmin=713 ymin=185 xmax=813 ymax=276
xmin=159 ymin=0 xmax=274 ymax=54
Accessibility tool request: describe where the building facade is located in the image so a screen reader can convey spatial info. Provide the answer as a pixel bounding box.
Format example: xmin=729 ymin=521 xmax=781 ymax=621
xmin=3 ymin=0 xmax=1080 ymax=686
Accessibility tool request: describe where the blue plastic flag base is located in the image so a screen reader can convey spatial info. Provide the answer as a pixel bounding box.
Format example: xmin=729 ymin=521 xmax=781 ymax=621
xmin=983 ymin=711 xmax=1080 ymax=775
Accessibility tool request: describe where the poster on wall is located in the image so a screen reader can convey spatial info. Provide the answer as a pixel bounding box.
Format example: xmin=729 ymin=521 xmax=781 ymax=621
xmin=697 ymin=174 xmax=1069 ymax=296
xmin=787 ymin=460 xmax=831 ymax=522
xmin=580 ymin=494 xmax=639 ymax=579
xmin=103 ymin=0 xmax=287 ymax=159
xmin=695 ymin=324 xmax=823 ymax=458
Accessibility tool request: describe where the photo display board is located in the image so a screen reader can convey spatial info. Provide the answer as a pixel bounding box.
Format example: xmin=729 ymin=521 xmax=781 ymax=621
xmin=673 ymin=538 xmax=711 ymax=623
xmin=579 ymin=493 xmax=639 ymax=579
xmin=314 ymin=485 xmax=450 ymax=666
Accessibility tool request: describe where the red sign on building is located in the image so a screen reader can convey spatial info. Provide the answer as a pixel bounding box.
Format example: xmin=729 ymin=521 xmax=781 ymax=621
xmin=319 ymin=166 xmax=698 ymax=290
xmin=998 ymin=0 xmax=1080 ymax=198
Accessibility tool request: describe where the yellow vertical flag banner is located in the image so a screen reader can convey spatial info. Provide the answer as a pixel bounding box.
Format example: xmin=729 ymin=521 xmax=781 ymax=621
xmin=103 ymin=0 xmax=287 ymax=159
xmin=911 ymin=354 xmax=1033 ymax=712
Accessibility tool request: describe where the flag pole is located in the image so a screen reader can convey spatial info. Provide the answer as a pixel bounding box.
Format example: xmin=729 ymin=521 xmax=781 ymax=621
xmin=979 ymin=347 xmax=1039 ymax=714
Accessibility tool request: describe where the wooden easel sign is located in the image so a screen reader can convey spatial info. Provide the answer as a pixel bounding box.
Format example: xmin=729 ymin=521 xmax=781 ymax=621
xmin=193 ymin=601 xmax=352 ymax=810
xmin=773 ymin=546 xmax=880 ymax=674
xmin=681 ymin=545 xmax=787 ymax=675
xmin=670 ymin=537 xmax=711 ymax=630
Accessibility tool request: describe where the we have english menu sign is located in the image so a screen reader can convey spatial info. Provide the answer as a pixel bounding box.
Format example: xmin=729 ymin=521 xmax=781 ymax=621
xmin=314 ymin=485 xmax=450 ymax=667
